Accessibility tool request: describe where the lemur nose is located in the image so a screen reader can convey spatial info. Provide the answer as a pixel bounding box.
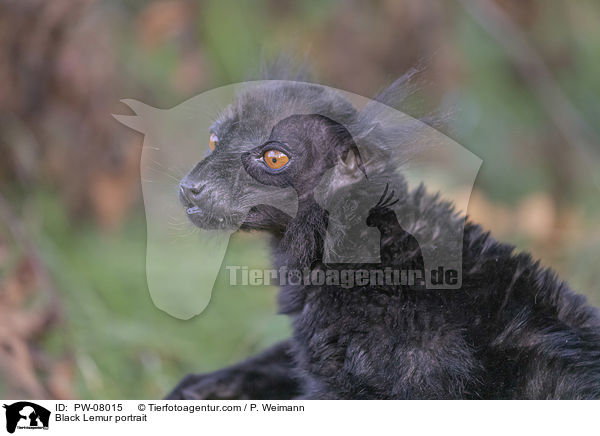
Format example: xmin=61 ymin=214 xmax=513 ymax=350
xmin=179 ymin=182 xmax=206 ymax=205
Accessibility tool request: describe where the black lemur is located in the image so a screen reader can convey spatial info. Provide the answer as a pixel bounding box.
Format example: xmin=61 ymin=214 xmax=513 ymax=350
xmin=168 ymin=80 xmax=600 ymax=399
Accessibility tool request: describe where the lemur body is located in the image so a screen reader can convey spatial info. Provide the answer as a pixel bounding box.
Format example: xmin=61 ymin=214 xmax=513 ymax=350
xmin=169 ymin=81 xmax=600 ymax=399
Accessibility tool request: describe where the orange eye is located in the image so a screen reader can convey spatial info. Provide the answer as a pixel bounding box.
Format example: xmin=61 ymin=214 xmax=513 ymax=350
xmin=264 ymin=150 xmax=289 ymax=170
xmin=209 ymin=133 xmax=218 ymax=151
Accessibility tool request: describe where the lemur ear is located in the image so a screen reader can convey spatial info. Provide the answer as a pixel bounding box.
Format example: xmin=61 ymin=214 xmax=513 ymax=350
xmin=340 ymin=145 xmax=367 ymax=179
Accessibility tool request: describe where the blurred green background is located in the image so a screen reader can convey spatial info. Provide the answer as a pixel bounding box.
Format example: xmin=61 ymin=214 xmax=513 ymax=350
xmin=0 ymin=0 xmax=599 ymax=399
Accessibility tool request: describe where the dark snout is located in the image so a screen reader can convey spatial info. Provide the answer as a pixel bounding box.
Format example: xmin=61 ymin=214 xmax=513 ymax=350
xmin=179 ymin=180 xmax=206 ymax=208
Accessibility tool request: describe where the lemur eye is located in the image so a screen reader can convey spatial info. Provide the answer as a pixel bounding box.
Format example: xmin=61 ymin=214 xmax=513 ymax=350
xmin=209 ymin=133 xmax=218 ymax=151
xmin=264 ymin=150 xmax=289 ymax=170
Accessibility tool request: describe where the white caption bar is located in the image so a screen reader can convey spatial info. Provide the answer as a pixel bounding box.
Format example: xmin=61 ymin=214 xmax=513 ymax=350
xmin=0 ymin=400 xmax=596 ymax=436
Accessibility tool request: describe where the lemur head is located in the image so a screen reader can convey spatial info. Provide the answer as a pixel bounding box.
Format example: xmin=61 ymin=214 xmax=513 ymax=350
xmin=177 ymin=73 xmax=437 ymax=241
xmin=178 ymin=82 xmax=366 ymax=234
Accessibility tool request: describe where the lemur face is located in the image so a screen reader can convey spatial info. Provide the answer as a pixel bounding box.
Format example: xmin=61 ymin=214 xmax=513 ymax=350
xmin=178 ymin=82 xmax=361 ymax=232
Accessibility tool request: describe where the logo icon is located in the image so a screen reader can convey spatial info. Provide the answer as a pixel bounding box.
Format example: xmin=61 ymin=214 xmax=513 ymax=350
xmin=3 ymin=402 xmax=50 ymax=434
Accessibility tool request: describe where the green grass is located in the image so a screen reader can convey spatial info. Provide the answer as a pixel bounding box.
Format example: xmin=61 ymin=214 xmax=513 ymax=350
xmin=34 ymin=192 xmax=289 ymax=399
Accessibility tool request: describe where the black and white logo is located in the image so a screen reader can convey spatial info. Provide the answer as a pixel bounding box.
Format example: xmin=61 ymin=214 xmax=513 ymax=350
xmin=2 ymin=402 xmax=50 ymax=434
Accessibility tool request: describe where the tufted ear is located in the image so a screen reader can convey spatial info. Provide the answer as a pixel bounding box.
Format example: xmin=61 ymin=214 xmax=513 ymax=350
xmin=372 ymin=67 xmax=421 ymax=110
xmin=339 ymin=144 xmax=367 ymax=180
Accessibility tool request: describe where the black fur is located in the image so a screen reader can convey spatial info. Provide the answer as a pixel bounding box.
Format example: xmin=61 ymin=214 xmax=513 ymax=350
xmin=170 ymin=78 xmax=600 ymax=399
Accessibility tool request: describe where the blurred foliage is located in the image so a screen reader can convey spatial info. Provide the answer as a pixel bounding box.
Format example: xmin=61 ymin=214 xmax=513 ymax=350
xmin=0 ymin=0 xmax=599 ymax=398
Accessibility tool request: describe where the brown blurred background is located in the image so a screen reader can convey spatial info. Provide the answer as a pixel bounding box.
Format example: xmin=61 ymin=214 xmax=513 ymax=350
xmin=0 ymin=0 xmax=599 ymax=399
